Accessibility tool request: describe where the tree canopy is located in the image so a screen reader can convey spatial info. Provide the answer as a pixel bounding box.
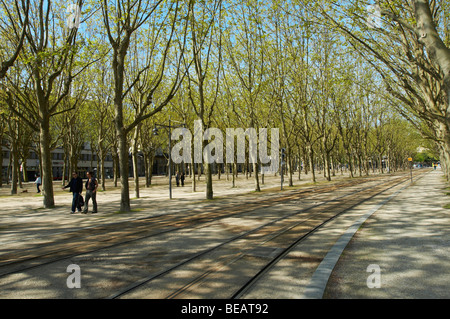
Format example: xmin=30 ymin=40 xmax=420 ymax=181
xmin=0 ymin=0 xmax=446 ymax=209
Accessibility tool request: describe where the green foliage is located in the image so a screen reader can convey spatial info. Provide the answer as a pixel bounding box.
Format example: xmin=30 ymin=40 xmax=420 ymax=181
xmin=1 ymin=0 xmax=441 ymax=203
xmin=414 ymin=151 xmax=439 ymax=164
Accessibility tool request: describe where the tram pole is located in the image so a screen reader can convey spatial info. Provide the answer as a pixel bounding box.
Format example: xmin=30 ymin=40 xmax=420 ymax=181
xmin=281 ymin=148 xmax=285 ymax=190
xmin=153 ymin=117 xmax=186 ymax=199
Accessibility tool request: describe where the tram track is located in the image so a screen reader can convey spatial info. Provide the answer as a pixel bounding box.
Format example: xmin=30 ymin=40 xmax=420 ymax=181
xmin=230 ymin=173 xmax=427 ymax=299
xmin=0 ymin=170 xmax=426 ymax=299
xmin=108 ymin=170 xmax=426 ymax=299
xmin=0 ymin=173 xmax=392 ymax=278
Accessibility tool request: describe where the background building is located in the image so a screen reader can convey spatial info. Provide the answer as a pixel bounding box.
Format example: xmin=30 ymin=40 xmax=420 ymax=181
xmin=1 ymin=142 xmax=168 ymax=183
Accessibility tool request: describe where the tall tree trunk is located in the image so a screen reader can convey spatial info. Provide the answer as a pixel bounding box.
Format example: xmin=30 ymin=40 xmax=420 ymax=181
xmin=253 ymin=161 xmax=261 ymax=191
xmin=62 ymin=150 xmax=67 ymax=186
xmin=40 ymin=116 xmax=54 ymax=208
xmin=286 ymin=148 xmax=293 ymax=187
xmin=297 ymin=151 xmax=302 ymax=181
xmin=132 ymin=124 xmax=141 ymax=199
xmin=324 ymin=151 xmax=331 ymax=181
xmin=232 ymin=161 xmax=236 ymax=188
xmin=205 ymin=162 xmax=213 ymax=200
xmin=308 ymin=144 xmax=316 ymax=183
xmin=10 ymin=133 xmax=18 ymax=195
xmin=379 ymin=154 xmax=384 ymax=174
xmin=21 ymin=158 xmax=28 ymax=183
xmin=0 ymin=138 xmax=3 ymax=187
xmin=113 ymin=153 xmax=119 ymax=187
xmin=143 ymin=152 xmax=149 ymax=187
xmin=100 ymin=149 xmax=106 ymax=191
xmin=414 ymin=0 xmax=450 ymax=105
xmin=191 ymin=139 xmax=196 ymax=192
xmin=113 ymin=39 xmax=132 ymax=211
xmin=117 ymin=127 xmax=130 ymax=211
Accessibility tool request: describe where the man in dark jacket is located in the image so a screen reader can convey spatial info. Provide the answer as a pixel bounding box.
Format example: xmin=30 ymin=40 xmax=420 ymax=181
xmin=62 ymin=171 xmax=83 ymax=214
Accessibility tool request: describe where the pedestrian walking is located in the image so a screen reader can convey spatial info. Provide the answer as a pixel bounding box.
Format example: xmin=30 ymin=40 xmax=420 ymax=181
xmin=181 ymin=172 xmax=185 ymax=187
xmin=34 ymin=174 xmax=41 ymax=193
xmin=82 ymin=171 xmax=98 ymax=214
xmin=62 ymin=172 xmax=83 ymax=214
xmin=175 ymin=171 xmax=180 ymax=187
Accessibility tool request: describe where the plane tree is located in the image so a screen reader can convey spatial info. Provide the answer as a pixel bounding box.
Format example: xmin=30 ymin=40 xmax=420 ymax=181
xmin=1 ymin=0 xmax=101 ymax=208
xmin=318 ymin=0 xmax=450 ymax=178
xmin=184 ymin=0 xmax=223 ymax=200
xmin=0 ymin=0 xmax=29 ymax=78
xmin=101 ymin=0 xmax=189 ymax=211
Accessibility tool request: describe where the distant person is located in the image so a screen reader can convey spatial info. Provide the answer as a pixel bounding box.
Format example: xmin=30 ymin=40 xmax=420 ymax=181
xmin=34 ymin=174 xmax=41 ymax=193
xmin=82 ymin=171 xmax=98 ymax=214
xmin=175 ymin=171 xmax=180 ymax=187
xmin=181 ymin=172 xmax=185 ymax=187
xmin=62 ymin=172 xmax=83 ymax=214
xmin=434 ymin=163 xmax=437 ymax=170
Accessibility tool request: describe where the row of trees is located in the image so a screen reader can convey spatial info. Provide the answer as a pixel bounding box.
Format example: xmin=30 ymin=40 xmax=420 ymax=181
xmin=0 ymin=0 xmax=446 ymax=212
xmin=321 ymin=0 xmax=449 ymax=177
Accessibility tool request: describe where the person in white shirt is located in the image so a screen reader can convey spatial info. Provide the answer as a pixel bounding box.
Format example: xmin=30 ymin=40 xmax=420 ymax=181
xmin=34 ymin=174 xmax=41 ymax=193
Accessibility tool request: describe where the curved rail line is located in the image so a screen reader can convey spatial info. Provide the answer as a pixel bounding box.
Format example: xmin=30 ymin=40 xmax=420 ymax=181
xmin=231 ymin=170 xmax=429 ymax=299
xmin=0 ymin=174 xmax=392 ymax=277
xmin=108 ymin=171 xmax=426 ymax=299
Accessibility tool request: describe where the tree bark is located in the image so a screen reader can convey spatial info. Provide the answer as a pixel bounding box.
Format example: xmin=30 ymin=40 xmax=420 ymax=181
xmin=307 ymin=144 xmax=316 ymax=183
xmin=40 ymin=116 xmax=54 ymax=208
xmin=10 ymin=126 xmax=18 ymax=195
xmin=132 ymin=124 xmax=141 ymax=199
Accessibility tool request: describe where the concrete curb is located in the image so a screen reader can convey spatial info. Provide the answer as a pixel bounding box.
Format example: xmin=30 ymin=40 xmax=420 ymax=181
xmin=301 ymin=173 xmax=427 ymax=299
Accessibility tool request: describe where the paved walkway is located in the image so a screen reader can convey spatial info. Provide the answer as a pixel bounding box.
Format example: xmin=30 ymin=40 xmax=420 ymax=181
xmin=325 ymin=168 xmax=450 ymax=298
